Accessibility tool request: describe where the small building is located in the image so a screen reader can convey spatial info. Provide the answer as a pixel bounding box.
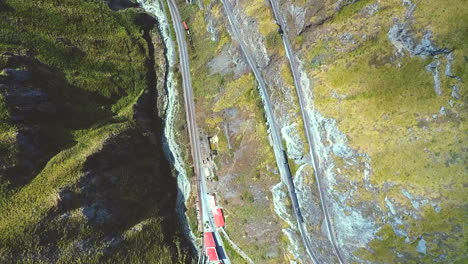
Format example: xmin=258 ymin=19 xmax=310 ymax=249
xmin=213 ymin=207 xmax=225 ymax=228
xmin=208 ymin=193 xmax=217 ymax=208
xmin=208 ymin=135 xmax=218 ymax=151
xmin=207 ymin=194 xmax=225 ymax=228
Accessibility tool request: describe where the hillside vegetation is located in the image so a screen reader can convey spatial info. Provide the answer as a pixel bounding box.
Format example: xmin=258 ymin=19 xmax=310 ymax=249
xmin=0 ymin=0 xmax=190 ymax=262
xmin=295 ymin=0 xmax=466 ymax=262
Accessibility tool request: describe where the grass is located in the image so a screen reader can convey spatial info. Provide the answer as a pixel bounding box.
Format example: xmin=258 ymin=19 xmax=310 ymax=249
xmin=265 ymin=30 xmax=281 ymax=51
xmin=224 ymin=199 xmax=283 ymax=263
xmin=356 ymin=205 xmax=466 ymax=263
xmin=0 ymin=0 xmax=149 ymax=191
xmin=280 ymin=61 xmax=294 ymax=88
xmin=221 ymin=236 xmax=248 ymax=264
xmin=0 ymin=122 xmax=128 ymax=250
xmin=186 ymin=195 xmax=199 ymax=233
xmin=212 ymin=73 xmax=256 ymax=112
xmin=242 ymin=0 xmax=277 ymax=37
xmin=0 ymin=0 xmax=191 ymax=262
xmin=330 ymin=0 xmax=374 ymax=23
xmin=0 ymin=95 xmax=17 ymax=192
xmin=104 ymin=218 xmax=187 ymax=264
xmin=180 ymin=2 xmax=228 ymax=103
xmin=0 ymin=1 xmax=148 ymax=98
xmin=413 ymin=0 xmax=468 ymax=50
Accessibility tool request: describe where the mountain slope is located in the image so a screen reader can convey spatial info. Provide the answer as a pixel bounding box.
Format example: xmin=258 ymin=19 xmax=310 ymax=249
xmin=0 ymin=0 xmax=191 ymax=262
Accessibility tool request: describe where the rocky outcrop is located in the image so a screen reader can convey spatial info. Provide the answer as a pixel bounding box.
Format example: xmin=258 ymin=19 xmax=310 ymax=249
xmin=0 ymin=84 xmax=56 ymax=122
xmin=283 ymin=0 xmax=466 ymax=262
xmin=208 ymin=44 xmax=250 ymax=78
xmin=387 ymin=0 xmax=463 ymax=96
xmin=388 ymin=26 xmax=449 ymax=58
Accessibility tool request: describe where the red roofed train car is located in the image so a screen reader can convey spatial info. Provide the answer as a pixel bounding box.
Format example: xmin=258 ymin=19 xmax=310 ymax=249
xmin=213 ymin=207 xmax=225 ymax=228
xmin=204 ymin=232 xmax=216 ymax=248
xmin=204 ymin=232 xmax=220 ymax=263
xmin=182 ymin=21 xmax=189 ymax=31
xmin=206 ymin=247 xmax=219 ymax=262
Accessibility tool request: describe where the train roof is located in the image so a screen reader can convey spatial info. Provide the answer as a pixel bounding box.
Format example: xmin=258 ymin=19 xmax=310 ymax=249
xmin=204 ymin=232 xmax=216 ymax=248
xmin=206 ymin=247 xmax=219 ymax=261
xmin=213 ymin=208 xmax=225 ymax=228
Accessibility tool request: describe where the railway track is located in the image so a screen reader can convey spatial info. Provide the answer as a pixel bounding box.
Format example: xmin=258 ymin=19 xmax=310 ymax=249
xmin=166 ymin=0 xmax=231 ymax=263
xmin=220 ymin=0 xmax=320 ymax=262
xmin=268 ymin=0 xmax=345 ymax=262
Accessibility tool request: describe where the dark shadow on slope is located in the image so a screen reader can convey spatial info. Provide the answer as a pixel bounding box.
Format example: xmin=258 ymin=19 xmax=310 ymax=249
xmin=104 ymin=0 xmax=139 ymax=11
xmin=0 ymin=53 xmax=114 ymax=189
xmin=26 ymin=12 xmax=193 ymax=262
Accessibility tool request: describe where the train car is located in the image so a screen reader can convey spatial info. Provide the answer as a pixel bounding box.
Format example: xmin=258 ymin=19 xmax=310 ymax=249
xmin=213 ymin=207 xmax=225 ymax=228
xmin=204 ymin=232 xmax=220 ymax=263
xmin=182 ymin=21 xmax=189 ymax=31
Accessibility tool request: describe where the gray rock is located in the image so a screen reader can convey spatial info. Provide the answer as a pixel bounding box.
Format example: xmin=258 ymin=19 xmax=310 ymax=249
xmin=266 ymin=164 xmax=279 ymax=175
xmin=2 ymin=68 xmax=31 ymax=81
xmin=339 ymin=33 xmax=355 ymax=45
xmin=227 ymin=4 xmax=270 ymax=69
xmin=206 ymin=18 xmax=219 ymax=42
xmin=102 ymin=235 xmax=124 ymax=255
xmin=393 ymin=226 xmax=408 ymax=237
xmin=431 ymin=202 xmax=441 ymax=213
xmin=58 ymin=188 xmax=75 ymax=209
xmin=434 ymin=254 xmax=447 ymax=262
xmin=0 ymin=84 xmax=56 ymax=121
xmin=425 ymin=60 xmax=442 ymax=95
xmin=445 ymin=52 xmax=454 ymax=77
xmin=204 ymin=0 xmax=220 ymax=42
xmin=451 ymin=85 xmax=460 ymax=99
xmin=310 ymin=54 xmax=327 ymax=68
xmin=416 ymin=238 xmax=427 ymax=254
xmin=401 ymin=189 xmax=420 ymax=210
xmin=332 ymin=143 xmax=354 ymax=159
xmin=82 ymin=203 xmax=112 ymax=225
xmin=288 ymin=4 xmax=306 ymax=35
xmin=439 ymin=107 xmax=447 ymax=116
xmin=336 ymin=0 xmax=360 ymax=11
xmin=208 ymin=44 xmax=249 ymax=77
xmin=360 ymin=3 xmax=379 ymax=17
xmin=281 ymin=123 xmax=305 ymax=162
xmin=402 ymin=0 xmax=413 ymax=7
xmin=388 ymin=23 xmax=448 ymax=58
xmin=388 ymin=23 xmax=415 ymax=56
xmin=385 ymin=196 xmax=397 ymax=215
xmin=224 ymin=107 xmax=238 ymax=119
xmin=414 ymin=31 xmax=448 ymax=57
xmin=331 ymin=90 xmax=347 ymax=100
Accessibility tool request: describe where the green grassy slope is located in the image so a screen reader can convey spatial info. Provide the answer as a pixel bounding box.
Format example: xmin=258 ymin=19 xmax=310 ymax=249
xmin=0 ymin=0 xmax=190 ymax=262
